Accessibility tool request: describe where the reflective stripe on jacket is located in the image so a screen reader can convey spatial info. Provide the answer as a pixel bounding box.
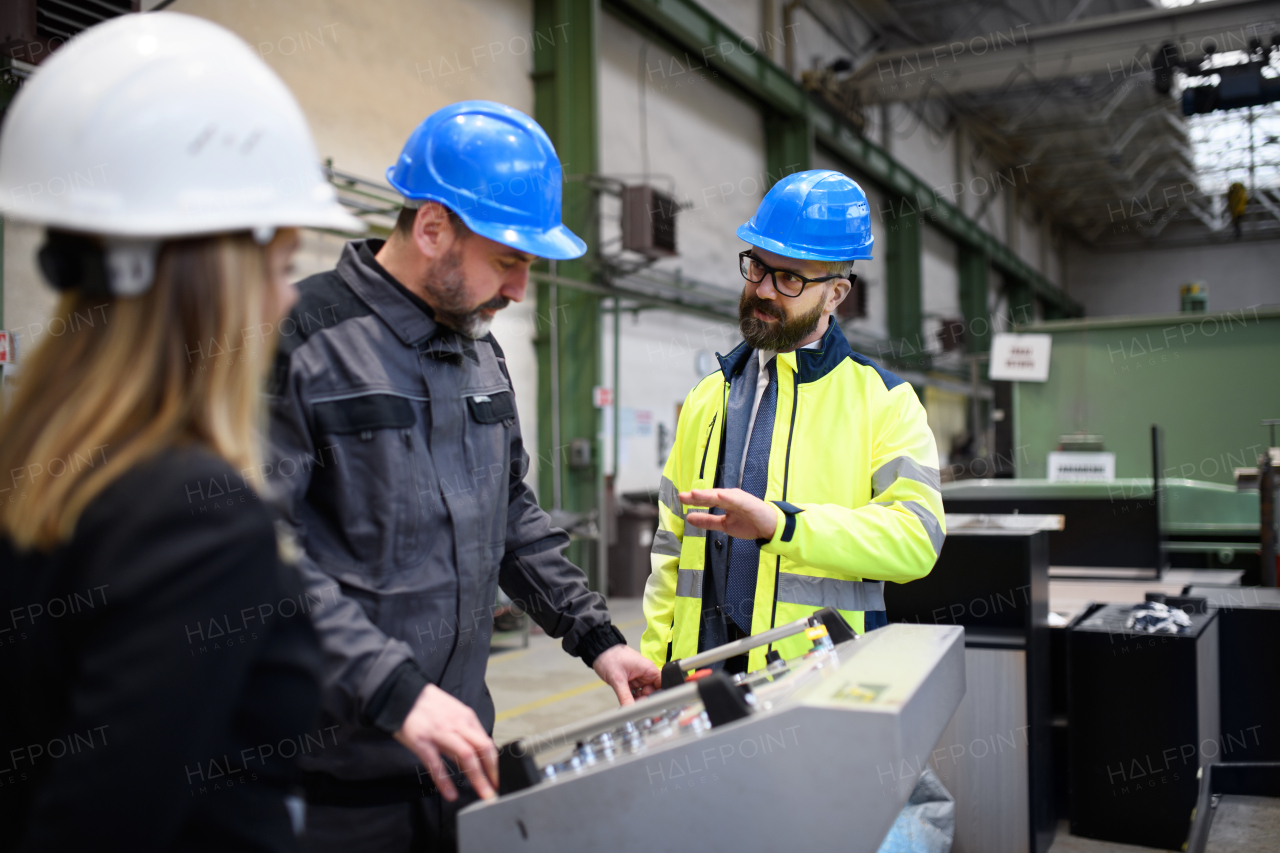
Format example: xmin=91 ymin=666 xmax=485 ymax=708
xmin=640 ymin=322 xmax=945 ymax=671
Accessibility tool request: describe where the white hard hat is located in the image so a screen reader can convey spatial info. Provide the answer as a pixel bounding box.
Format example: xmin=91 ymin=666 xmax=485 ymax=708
xmin=0 ymin=12 xmax=363 ymax=244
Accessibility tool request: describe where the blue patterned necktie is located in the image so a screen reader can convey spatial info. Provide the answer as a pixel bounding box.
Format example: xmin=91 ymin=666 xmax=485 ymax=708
xmin=725 ymin=356 xmax=777 ymax=635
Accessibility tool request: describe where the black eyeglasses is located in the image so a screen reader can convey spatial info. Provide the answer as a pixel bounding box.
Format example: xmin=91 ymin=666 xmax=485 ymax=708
xmin=738 ymin=251 xmax=851 ymax=298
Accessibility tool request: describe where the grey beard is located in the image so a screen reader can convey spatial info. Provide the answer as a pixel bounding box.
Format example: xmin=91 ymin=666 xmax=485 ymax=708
xmin=738 ymin=289 xmax=825 ymax=351
xmin=426 ymin=246 xmax=508 ymax=340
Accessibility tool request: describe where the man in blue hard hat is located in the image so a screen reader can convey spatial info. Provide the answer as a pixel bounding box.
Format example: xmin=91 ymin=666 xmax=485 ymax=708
xmin=641 ymin=170 xmax=945 ymax=672
xmin=266 ymin=101 xmax=660 ymax=851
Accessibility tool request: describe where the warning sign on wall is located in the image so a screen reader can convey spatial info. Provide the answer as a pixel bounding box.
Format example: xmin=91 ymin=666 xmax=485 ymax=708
xmin=989 ymin=333 xmax=1051 ymax=382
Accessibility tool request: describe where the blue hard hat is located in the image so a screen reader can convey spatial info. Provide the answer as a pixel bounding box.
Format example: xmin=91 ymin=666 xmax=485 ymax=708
xmin=387 ymin=101 xmax=587 ymax=260
xmin=737 ymin=170 xmax=873 ymax=261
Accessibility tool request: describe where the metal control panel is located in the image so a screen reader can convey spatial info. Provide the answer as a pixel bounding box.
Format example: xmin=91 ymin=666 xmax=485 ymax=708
xmin=459 ymin=622 xmax=965 ymax=853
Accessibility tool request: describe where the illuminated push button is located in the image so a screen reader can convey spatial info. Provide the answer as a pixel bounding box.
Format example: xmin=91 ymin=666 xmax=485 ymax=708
xmin=621 ymin=722 xmax=643 ymax=753
xmin=592 ymin=731 xmax=617 ymax=761
xmin=805 ymin=620 xmax=834 ymax=652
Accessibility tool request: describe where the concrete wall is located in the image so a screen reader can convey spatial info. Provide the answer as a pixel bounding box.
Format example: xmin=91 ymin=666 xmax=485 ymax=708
xmin=178 ymin=0 xmax=536 ymax=181
xmin=921 ymin=223 xmax=961 ymax=364
xmin=888 ymin=102 xmax=957 ymax=198
xmin=4 ymin=0 xmax=546 ymax=486
xmin=598 ymin=6 xmax=764 ymax=492
xmin=697 ymin=0 xmax=761 ymax=46
xmin=173 ymin=0 xmax=545 ymax=486
xmin=1064 ymin=238 xmax=1280 ymax=317
xmin=598 ymin=9 xmax=766 ymax=291
xmin=603 ymin=308 xmax=742 ymax=494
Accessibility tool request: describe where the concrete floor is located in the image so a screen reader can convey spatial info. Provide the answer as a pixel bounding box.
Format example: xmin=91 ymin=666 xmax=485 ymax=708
xmin=487 ymin=597 xmax=648 ymax=746
xmin=483 ymin=592 xmax=1231 ymax=852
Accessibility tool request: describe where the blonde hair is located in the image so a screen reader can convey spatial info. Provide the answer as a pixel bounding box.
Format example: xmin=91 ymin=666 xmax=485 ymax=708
xmin=0 ymin=232 xmax=279 ymax=551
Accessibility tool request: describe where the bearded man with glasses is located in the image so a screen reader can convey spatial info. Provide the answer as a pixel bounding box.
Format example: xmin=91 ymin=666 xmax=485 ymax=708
xmin=640 ymin=170 xmax=946 ymax=673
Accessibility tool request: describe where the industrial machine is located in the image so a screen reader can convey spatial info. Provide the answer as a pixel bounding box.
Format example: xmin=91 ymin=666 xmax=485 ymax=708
xmin=886 ymin=515 xmax=1056 ymax=853
xmin=458 ymin=613 xmax=966 ymax=853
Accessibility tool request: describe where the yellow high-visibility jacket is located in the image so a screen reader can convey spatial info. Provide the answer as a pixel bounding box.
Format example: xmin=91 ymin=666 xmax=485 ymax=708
xmin=640 ymin=323 xmax=945 ymax=670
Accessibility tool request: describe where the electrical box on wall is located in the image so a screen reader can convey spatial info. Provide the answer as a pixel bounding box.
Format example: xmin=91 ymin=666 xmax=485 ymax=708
xmin=621 ymin=185 xmax=678 ymax=258
xmin=936 ymin=316 xmax=966 ymax=351
xmin=568 ymin=437 xmax=592 ymax=469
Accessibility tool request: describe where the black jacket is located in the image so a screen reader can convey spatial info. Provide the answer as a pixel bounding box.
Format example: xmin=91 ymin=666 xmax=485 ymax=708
xmin=266 ymin=240 xmax=623 ymax=782
xmin=0 ymin=447 xmax=322 ymax=852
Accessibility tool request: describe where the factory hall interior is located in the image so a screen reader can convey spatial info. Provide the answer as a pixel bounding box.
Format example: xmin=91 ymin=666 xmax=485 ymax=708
xmin=1 ymin=0 xmax=1280 ymax=851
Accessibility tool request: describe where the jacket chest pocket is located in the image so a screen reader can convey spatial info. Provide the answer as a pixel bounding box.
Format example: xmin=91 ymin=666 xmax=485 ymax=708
xmin=466 ymin=390 xmax=515 ymax=425
xmin=461 ymin=389 xmax=515 ymax=526
xmin=313 ymin=393 xmax=424 ymax=569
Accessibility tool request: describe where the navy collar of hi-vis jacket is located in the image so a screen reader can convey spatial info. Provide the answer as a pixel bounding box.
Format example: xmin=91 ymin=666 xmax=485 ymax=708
xmin=716 ymin=321 xmax=906 ymax=390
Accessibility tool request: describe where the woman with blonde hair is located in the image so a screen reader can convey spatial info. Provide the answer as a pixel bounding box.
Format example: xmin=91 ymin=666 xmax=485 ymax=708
xmin=0 ymin=13 xmax=362 ymax=851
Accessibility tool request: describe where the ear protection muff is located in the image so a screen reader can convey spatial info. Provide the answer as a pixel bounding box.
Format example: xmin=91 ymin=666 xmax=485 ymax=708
xmin=38 ymin=231 xmax=112 ymax=297
xmin=37 ymin=230 xmax=160 ymax=297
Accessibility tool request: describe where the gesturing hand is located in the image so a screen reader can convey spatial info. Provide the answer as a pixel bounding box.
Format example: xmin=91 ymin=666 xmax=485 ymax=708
xmin=592 ymin=644 xmax=661 ymax=705
xmin=680 ymin=488 xmax=779 ymax=542
xmin=395 ymin=684 xmax=498 ymax=802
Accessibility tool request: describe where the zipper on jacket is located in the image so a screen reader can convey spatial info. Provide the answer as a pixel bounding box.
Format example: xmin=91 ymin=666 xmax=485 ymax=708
xmin=780 ymin=371 xmax=800 ymax=500
xmin=770 ymin=371 xmax=801 ymax=637
xmin=398 ymin=428 xmax=421 ymax=560
xmin=697 ymin=412 xmax=718 ymax=480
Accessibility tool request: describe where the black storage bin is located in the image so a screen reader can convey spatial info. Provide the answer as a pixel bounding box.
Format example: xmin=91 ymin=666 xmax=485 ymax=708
xmin=1184 ymin=585 xmax=1280 ymax=762
xmin=608 ymin=499 xmax=658 ymax=597
xmin=1067 ymin=604 xmax=1220 ymax=850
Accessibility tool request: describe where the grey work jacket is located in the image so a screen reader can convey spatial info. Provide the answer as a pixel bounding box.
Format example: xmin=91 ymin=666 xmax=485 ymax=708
xmin=266 ymin=240 xmax=612 ymax=780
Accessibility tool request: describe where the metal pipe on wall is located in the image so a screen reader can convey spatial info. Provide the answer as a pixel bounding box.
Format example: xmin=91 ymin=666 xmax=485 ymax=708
xmin=1261 ymin=449 xmax=1277 ymax=587
xmin=596 ymin=298 xmax=608 ymax=597
xmin=613 ymin=297 xmax=621 ymax=497
xmin=783 ymin=1 xmax=801 ymax=76
xmin=549 ymin=262 xmax=561 ymax=511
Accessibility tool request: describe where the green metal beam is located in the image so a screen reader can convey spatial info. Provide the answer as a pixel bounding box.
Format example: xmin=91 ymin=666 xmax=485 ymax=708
xmin=764 ymin=112 xmax=810 ymax=187
xmin=958 ymin=244 xmax=989 ymax=353
xmin=533 ymin=0 xmax=603 ymax=584
xmin=603 ymin=0 xmax=1082 ymax=317
xmin=884 ymin=199 xmax=922 ymax=363
xmin=1007 ymin=278 xmax=1035 ymax=327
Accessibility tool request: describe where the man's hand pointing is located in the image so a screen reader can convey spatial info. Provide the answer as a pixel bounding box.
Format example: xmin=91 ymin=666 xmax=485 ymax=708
xmin=680 ymin=488 xmax=779 ymax=542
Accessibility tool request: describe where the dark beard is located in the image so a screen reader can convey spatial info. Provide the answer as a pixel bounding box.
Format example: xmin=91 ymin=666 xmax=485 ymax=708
xmin=427 ymin=246 xmax=510 ymax=339
xmin=738 ymin=288 xmax=825 ymax=351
